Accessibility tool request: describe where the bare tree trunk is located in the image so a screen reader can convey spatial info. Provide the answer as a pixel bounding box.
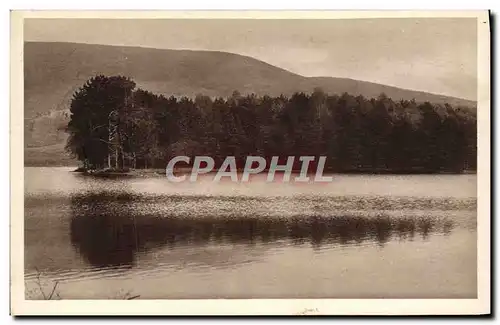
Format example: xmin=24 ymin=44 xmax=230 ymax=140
xmin=108 ymin=118 xmax=111 ymax=169
xmin=115 ymin=147 xmax=118 ymax=169
xmin=118 ymin=146 xmax=124 ymax=169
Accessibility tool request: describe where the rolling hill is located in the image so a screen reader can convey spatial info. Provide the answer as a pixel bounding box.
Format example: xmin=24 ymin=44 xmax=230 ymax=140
xmin=24 ymin=41 xmax=476 ymax=166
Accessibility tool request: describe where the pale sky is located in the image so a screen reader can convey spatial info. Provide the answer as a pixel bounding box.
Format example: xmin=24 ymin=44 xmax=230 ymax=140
xmin=24 ymin=18 xmax=478 ymax=100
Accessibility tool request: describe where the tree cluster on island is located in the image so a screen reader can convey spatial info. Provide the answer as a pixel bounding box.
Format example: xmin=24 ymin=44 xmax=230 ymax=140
xmin=65 ymin=75 xmax=477 ymax=174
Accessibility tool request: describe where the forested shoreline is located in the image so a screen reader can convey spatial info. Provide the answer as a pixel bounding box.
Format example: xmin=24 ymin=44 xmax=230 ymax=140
xmin=65 ymin=75 xmax=477 ymax=174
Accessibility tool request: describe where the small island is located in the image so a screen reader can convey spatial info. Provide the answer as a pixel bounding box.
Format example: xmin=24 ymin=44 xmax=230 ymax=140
xmin=65 ymin=75 xmax=477 ymax=176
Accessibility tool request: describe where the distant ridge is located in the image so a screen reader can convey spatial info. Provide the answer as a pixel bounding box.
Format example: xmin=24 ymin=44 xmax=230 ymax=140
xmin=24 ymin=41 xmax=477 ymax=165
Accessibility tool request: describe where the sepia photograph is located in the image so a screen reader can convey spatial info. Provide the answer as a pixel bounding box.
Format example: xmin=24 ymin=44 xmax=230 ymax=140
xmin=10 ymin=10 xmax=490 ymax=315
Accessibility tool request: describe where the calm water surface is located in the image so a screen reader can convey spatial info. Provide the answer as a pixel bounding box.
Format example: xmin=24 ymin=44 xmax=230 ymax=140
xmin=24 ymin=167 xmax=477 ymax=299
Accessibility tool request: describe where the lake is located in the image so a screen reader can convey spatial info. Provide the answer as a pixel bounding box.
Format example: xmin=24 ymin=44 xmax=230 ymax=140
xmin=24 ymin=167 xmax=477 ymax=299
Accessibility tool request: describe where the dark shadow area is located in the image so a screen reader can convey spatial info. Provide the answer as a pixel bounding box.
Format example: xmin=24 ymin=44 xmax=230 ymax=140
xmin=69 ymin=192 xmax=455 ymax=268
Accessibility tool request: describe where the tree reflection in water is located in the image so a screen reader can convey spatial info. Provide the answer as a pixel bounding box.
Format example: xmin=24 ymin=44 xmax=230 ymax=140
xmin=69 ymin=192 xmax=455 ymax=268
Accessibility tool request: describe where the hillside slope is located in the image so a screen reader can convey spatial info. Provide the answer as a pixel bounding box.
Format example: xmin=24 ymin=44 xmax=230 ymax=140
xmin=24 ymin=41 xmax=476 ymax=165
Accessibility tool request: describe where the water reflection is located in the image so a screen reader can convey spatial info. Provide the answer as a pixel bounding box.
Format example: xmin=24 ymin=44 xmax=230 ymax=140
xmin=68 ymin=192 xmax=456 ymax=268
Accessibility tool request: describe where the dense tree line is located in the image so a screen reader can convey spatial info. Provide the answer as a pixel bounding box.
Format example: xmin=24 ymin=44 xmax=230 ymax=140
xmin=66 ymin=75 xmax=477 ymax=173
